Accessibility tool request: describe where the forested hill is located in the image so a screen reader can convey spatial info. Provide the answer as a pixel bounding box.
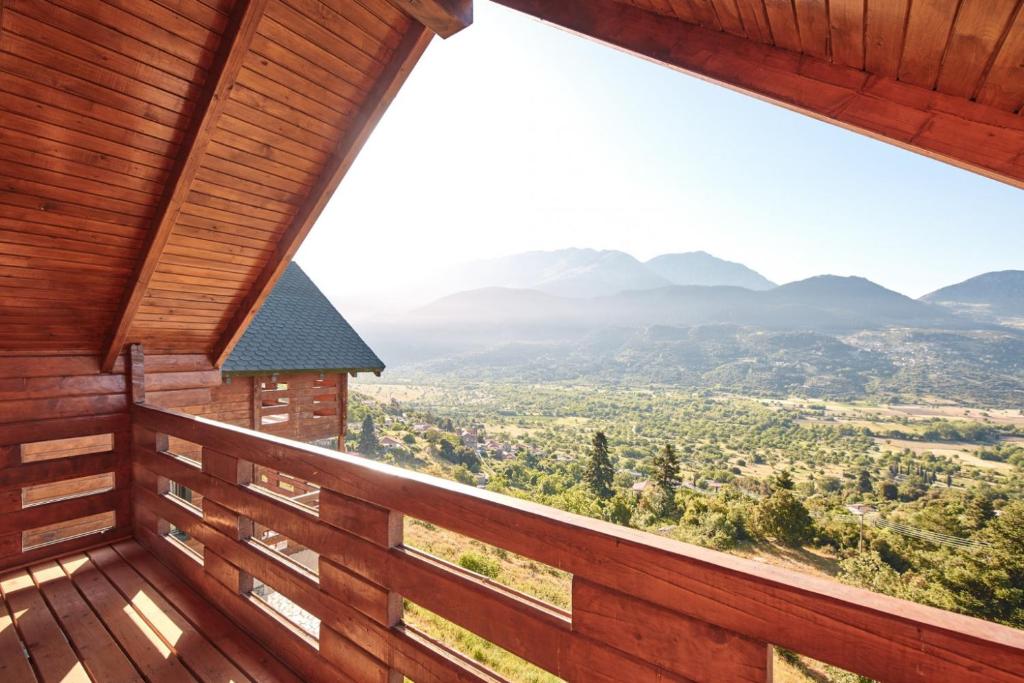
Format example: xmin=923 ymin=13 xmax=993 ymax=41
xmin=923 ymin=270 xmax=1024 ymax=323
xmin=360 ymin=273 xmax=1024 ymax=407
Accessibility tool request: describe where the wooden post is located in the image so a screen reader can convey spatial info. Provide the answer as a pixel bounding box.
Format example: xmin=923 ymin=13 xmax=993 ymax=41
xmin=251 ymin=376 xmax=261 ymax=431
xmin=127 ymin=344 xmax=145 ymax=404
xmin=202 ymin=447 xmax=254 ymax=594
xmin=319 ymin=489 xmax=403 ymax=682
xmin=338 ymin=373 xmax=348 ymax=450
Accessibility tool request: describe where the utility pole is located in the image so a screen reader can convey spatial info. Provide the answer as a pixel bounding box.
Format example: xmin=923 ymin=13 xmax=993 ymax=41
xmin=846 ymin=503 xmax=875 ymax=553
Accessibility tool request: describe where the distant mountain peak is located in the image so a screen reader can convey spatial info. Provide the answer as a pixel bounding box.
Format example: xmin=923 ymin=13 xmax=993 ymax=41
xmin=922 ymin=270 xmax=1024 ymax=321
xmin=645 ymin=251 xmax=776 ymax=291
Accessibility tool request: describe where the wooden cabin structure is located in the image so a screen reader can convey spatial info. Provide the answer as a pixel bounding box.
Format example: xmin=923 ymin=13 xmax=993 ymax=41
xmin=0 ymin=1 xmax=1022 ymax=682
xmin=202 ymin=261 xmax=383 ymax=449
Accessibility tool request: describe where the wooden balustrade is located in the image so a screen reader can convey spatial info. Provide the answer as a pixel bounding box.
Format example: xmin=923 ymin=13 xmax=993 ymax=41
xmin=131 ymin=402 xmax=1024 ymax=683
xmin=0 ymin=426 xmax=132 ymax=571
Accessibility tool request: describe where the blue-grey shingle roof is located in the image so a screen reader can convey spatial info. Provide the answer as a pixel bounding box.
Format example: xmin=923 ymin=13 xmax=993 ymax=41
xmin=223 ymin=263 xmax=384 ymax=375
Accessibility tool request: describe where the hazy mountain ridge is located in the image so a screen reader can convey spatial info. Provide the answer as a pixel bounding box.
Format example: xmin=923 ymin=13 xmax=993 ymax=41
xmin=430 ymin=248 xmax=775 ymax=299
xmin=922 ymin=270 xmax=1024 ymax=323
xmin=361 ymin=267 xmax=1024 ymax=407
xmin=646 ymin=251 xmax=776 ymax=290
xmin=409 ymin=275 xmax=957 ymax=332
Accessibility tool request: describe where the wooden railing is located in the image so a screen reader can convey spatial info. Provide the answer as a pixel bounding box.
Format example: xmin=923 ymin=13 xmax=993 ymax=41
xmin=0 ymin=419 xmax=132 ymax=571
xmin=131 ymin=402 xmax=1024 ymax=683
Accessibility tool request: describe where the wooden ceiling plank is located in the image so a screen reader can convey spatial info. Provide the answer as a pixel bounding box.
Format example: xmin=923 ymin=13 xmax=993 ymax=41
xmin=975 ymin=3 xmax=1024 ymax=111
xmin=864 ymin=0 xmax=910 ymax=79
xmin=708 ymin=0 xmax=747 ymax=37
xmin=764 ymin=0 xmax=802 ymax=52
xmin=211 ymin=23 xmax=434 ymax=367
xmin=493 ymin=0 xmax=1024 ymax=189
xmin=793 ymin=0 xmax=829 ymax=60
xmin=101 ymin=0 xmax=270 ymax=372
xmin=935 ymin=0 xmax=1019 ymax=99
xmin=383 ymin=0 xmax=471 ymax=38
xmin=896 ymin=0 xmax=960 ymax=89
xmin=734 ymin=0 xmax=772 ymax=44
xmin=687 ymin=0 xmax=724 ymax=32
xmin=828 ymin=0 xmax=865 ymax=69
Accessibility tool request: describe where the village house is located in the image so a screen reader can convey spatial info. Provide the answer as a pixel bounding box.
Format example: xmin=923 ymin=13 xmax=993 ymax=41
xmin=379 ymin=436 xmax=404 ymax=451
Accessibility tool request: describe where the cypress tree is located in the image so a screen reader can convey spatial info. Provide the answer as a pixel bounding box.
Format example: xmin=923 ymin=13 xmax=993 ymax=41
xmin=652 ymin=443 xmax=681 ymax=516
xmin=358 ymin=414 xmax=379 ymax=456
xmin=585 ymin=431 xmax=614 ymax=499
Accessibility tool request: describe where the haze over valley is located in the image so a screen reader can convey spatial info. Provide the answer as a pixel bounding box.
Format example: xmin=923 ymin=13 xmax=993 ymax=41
xmin=352 ymin=249 xmax=1024 ymax=407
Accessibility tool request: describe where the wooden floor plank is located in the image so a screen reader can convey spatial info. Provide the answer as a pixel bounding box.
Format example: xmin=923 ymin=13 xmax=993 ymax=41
xmin=58 ymin=554 xmax=198 ymax=683
xmin=0 ymin=570 xmax=89 ymax=683
xmin=0 ymin=595 xmax=37 ymax=682
xmin=29 ymin=561 xmax=144 ymax=683
xmin=113 ymin=539 xmax=305 ymax=683
xmin=86 ymin=545 xmax=254 ymax=683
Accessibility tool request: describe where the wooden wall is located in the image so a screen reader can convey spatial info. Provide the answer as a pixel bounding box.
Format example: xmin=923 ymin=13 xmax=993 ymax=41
xmin=0 ymin=350 xmax=221 ymax=571
xmin=175 ymin=371 xmax=348 ymax=446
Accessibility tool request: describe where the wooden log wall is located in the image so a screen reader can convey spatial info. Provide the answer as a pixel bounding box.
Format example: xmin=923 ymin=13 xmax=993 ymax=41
xmin=173 ymin=372 xmax=347 ymax=446
xmin=131 ymin=402 xmax=1024 ymax=683
xmin=0 ymin=349 xmax=221 ymax=571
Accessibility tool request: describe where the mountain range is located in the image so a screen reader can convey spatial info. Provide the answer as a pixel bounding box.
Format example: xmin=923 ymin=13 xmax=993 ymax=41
xmin=357 ymin=249 xmax=1024 ymax=407
xmin=427 ymin=248 xmax=776 ymax=298
xmin=923 ymin=270 xmax=1024 ymax=322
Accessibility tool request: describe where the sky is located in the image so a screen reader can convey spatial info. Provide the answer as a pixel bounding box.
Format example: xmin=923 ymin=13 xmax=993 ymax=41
xmin=295 ymin=1 xmax=1024 ymax=316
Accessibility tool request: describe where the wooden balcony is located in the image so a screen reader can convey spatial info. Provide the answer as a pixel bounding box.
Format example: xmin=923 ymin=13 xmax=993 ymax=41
xmin=3 ymin=391 xmax=1022 ymax=682
xmin=2 ymin=0 xmax=1024 ymax=680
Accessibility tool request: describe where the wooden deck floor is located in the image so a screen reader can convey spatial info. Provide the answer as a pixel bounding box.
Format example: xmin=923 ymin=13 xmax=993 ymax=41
xmin=0 ymin=540 xmax=302 ymax=683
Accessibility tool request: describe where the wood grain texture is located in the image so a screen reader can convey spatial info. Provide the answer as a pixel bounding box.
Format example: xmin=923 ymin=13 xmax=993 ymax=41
xmin=212 ymin=23 xmax=433 ymax=366
xmin=898 ymin=0 xmax=960 ymax=89
xmin=936 ymin=0 xmax=1020 ymax=99
xmin=977 ymin=4 xmax=1024 ymax=111
xmin=102 ymin=0 xmax=271 ymax=370
xmin=385 ymin=0 xmax=472 ymax=38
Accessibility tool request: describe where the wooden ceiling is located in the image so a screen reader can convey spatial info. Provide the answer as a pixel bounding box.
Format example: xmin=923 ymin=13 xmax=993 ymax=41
xmin=613 ymin=0 xmax=1024 ymax=113
xmin=496 ymin=0 xmax=1024 ymax=190
xmin=0 ymin=0 xmax=1020 ymax=366
xmin=0 ymin=0 xmax=469 ymax=366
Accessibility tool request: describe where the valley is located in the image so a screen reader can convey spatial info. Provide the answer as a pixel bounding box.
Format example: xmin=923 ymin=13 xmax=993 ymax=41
xmin=347 ymin=380 xmax=1024 ymax=680
xmin=340 ymin=249 xmax=1024 ymax=681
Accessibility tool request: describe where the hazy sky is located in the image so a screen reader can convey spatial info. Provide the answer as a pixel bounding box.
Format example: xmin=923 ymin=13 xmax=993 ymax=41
xmin=296 ymin=2 xmax=1024 ymax=311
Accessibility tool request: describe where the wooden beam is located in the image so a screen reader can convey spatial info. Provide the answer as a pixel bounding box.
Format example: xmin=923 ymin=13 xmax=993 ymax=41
xmin=211 ymin=24 xmax=434 ymax=368
xmin=493 ymin=0 xmax=1024 ymax=190
xmin=385 ymin=0 xmax=472 ymax=38
xmin=100 ymin=0 xmax=269 ymax=372
xmin=127 ymin=344 xmax=144 ymax=405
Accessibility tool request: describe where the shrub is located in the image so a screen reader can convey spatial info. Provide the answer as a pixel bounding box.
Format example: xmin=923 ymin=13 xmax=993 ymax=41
xmin=458 ymin=552 xmax=501 ymax=579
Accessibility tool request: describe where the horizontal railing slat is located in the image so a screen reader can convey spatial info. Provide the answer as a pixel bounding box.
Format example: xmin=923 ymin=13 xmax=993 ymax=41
xmin=0 ymin=489 xmax=121 ymax=535
xmin=0 ymin=450 xmax=118 ymax=490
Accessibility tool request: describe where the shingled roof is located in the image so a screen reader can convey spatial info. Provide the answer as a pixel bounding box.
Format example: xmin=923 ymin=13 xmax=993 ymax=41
xmin=223 ymin=263 xmax=384 ymax=375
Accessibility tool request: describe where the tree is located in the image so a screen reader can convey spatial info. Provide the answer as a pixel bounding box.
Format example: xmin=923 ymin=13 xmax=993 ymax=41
xmin=437 ymin=438 xmax=456 ymax=462
xmin=585 ymin=431 xmax=614 ymax=499
xmin=857 ymin=469 xmax=873 ymax=493
xmin=752 ymin=489 xmax=814 ymax=547
xmin=357 ymin=414 xmax=379 ymax=456
xmin=878 ymin=481 xmax=899 ymax=501
xmin=603 ymin=491 xmax=636 ymax=527
xmin=963 ymin=493 xmax=995 ymax=531
xmin=652 ymin=443 xmax=680 ymax=489
xmin=772 ymin=469 xmax=795 ymax=490
xmin=652 ymin=443 xmax=681 ymax=502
